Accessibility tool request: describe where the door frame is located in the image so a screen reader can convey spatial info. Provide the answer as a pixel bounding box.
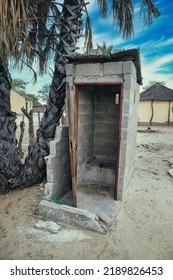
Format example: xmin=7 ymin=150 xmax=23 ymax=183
xmin=68 ymin=82 xmax=123 ymax=207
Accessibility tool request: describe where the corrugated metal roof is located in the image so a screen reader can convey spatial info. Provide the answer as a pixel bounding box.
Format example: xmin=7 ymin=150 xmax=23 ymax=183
xmin=140 ymin=83 xmax=173 ymax=101
xmin=65 ymin=48 xmax=142 ymax=85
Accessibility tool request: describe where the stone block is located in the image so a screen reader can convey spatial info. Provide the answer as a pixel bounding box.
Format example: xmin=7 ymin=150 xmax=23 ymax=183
xmin=95 ymin=92 xmax=115 ymax=103
xmin=94 ymin=123 xmax=118 ymax=133
xmin=77 ymin=162 xmax=86 ymax=183
xmin=74 ymin=76 xmax=123 ymax=84
xmin=78 ymin=123 xmax=94 ymax=135
xmin=78 ymin=90 xmax=95 ymax=104
xmin=104 ymin=62 xmax=123 ymax=75
xmin=94 ymin=151 xmax=116 ymax=162
xmin=45 ymin=155 xmax=62 ymax=170
xmin=66 ymin=63 xmax=75 ymax=76
xmin=76 ymin=63 xmax=100 ymax=76
xmin=168 ymin=169 xmax=173 ymax=178
xmin=44 ymin=182 xmax=57 ymax=198
xmin=95 ymin=141 xmax=117 ymax=153
xmin=117 ymin=177 xmax=125 ymax=195
xmin=44 ymin=175 xmax=71 ymax=199
xmin=95 ymin=113 xmax=118 ymax=124
xmin=79 ymin=114 xmax=93 ymax=124
xmin=51 ymin=179 xmax=71 ymax=199
xmin=97 ymin=201 xmax=121 ymax=225
xmin=121 ymin=113 xmax=130 ymax=128
xmin=123 ymin=74 xmax=132 ymax=90
xmin=117 ymin=189 xmax=123 ymax=201
xmin=84 ymin=164 xmax=116 ymax=186
xmin=54 ymin=126 xmax=69 ymax=139
xmin=45 ymin=152 xmax=70 ymax=170
xmin=123 ymin=61 xmax=136 ymax=78
xmin=39 ymin=200 xmax=107 ymax=234
xmin=122 ymin=98 xmax=130 ymax=115
xmin=94 ymin=133 xmax=118 ymax=144
xmin=35 ymin=220 xmax=60 ymax=234
xmin=47 ymin=165 xmax=71 ymax=183
xmin=50 ymin=139 xmax=69 ymax=155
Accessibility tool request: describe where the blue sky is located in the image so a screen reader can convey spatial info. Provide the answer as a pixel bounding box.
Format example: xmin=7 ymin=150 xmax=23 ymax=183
xmin=11 ymin=0 xmax=173 ymax=96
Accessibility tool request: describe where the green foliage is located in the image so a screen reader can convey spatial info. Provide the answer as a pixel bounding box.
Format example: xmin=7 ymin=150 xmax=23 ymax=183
xmin=37 ymin=84 xmax=50 ymax=103
xmin=27 ymin=94 xmax=38 ymax=102
xmin=12 ymin=79 xmax=28 ymax=93
xmin=0 ymin=0 xmax=161 ymax=70
xmin=97 ymin=42 xmax=113 ymax=55
xmin=143 ymin=80 xmax=166 ymax=90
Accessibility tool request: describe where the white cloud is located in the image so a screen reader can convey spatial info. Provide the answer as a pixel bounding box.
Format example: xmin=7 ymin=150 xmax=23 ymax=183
xmin=141 ymin=53 xmax=173 ymax=90
xmin=86 ymin=0 xmax=96 ymax=14
xmin=154 ymin=37 xmax=173 ymax=48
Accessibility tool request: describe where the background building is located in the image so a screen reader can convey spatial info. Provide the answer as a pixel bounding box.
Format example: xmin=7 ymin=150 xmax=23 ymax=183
xmin=10 ymin=90 xmax=33 ymax=114
xmin=138 ymin=83 xmax=173 ymax=126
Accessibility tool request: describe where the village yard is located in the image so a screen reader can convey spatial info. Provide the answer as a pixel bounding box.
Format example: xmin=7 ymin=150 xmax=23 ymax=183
xmin=0 ymin=125 xmax=173 ymax=260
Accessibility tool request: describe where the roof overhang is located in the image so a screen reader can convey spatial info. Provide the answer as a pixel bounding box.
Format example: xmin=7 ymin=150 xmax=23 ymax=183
xmin=65 ymin=48 xmax=142 ymax=85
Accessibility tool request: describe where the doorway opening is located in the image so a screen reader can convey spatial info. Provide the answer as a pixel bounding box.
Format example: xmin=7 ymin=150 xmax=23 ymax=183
xmin=74 ymin=83 xmax=121 ymax=213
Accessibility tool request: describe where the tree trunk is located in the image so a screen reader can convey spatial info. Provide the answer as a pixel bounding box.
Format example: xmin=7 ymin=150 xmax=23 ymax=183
xmin=38 ymin=112 xmax=41 ymax=126
xmin=0 ymin=59 xmax=21 ymax=193
xmin=21 ymin=107 xmax=35 ymax=146
xmin=150 ymin=100 xmax=154 ymax=126
xmin=18 ymin=120 xmax=25 ymax=159
xmin=12 ymin=0 xmax=86 ymax=188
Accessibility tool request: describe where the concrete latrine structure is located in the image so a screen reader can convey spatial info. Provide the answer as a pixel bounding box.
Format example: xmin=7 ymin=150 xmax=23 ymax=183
xmin=41 ymin=49 xmax=142 ymax=233
xmin=66 ymin=49 xmax=142 ymax=207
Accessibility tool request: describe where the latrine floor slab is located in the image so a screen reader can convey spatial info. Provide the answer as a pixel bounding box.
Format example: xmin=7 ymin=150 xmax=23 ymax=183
xmin=60 ymin=182 xmax=120 ymax=225
xmin=77 ymin=182 xmax=120 ymax=222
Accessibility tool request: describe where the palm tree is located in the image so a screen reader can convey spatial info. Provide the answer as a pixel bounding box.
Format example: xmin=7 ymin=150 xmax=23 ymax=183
xmin=0 ymin=0 xmax=160 ymax=192
xmin=0 ymin=59 xmax=21 ymax=192
xmin=97 ymin=42 xmax=113 ymax=55
xmin=0 ymin=0 xmax=92 ymax=192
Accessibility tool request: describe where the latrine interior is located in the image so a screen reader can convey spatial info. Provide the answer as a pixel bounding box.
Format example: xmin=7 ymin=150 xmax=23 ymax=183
xmin=76 ymin=84 xmax=120 ymax=209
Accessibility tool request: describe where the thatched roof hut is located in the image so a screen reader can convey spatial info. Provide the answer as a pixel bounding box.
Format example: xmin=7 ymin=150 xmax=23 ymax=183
xmin=139 ymin=83 xmax=173 ymax=126
xmin=140 ymin=83 xmax=173 ymax=101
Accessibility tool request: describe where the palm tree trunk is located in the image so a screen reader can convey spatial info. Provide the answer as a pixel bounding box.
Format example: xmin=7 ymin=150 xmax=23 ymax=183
xmin=12 ymin=0 xmax=86 ymax=188
xmin=0 ymin=59 xmax=21 ymax=193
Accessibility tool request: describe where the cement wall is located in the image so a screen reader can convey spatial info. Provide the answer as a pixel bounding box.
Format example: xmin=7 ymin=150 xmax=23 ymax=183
xmin=118 ymin=65 xmax=140 ymax=199
xmin=10 ymin=90 xmax=33 ymax=113
xmin=77 ymin=87 xmax=95 ymax=183
xmin=77 ymin=85 xmax=120 ymax=186
xmin=44 ymin=126 xmax=72 ymax=199
xmin=66 ymin=60 xmax=140 ymax=200
xmin=94 ymin=87 xmax=119 ymax=160
xmin=138 ymin=100 xmax=173 ymax=125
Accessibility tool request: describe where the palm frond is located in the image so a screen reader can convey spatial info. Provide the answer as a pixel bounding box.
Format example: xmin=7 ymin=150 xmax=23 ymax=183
xmin=140 ymin=0 xmax=161 ymax=26
xmin=97 ymin=0 xmax=108 ymax=17
xmin=0 ymin=0 xmax=61 ymax=75
xmin=97 ymin=0 xmax=160 ymax=38
xmin=112 ymin=0 xmax=134 ymax=38
xmin=84 ymin=14 xmax=93 ymax=51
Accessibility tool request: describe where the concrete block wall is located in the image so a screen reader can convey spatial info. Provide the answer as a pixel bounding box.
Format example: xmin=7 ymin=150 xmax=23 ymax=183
xmin=77 ymin=87 xmax=95 ymax=183
xmin=44 ymin=126 xmax=72 ymax=199
xmin=66 ymin=60 xmax=140 ymax=200
xmin=94 ymin=87 xmax=119 ymax=161
xmin=66 ymin=61 xmax=124 ymax=85
xmin=118 ymin=63 xmax=139 ymax=199
xmin=77 ymin=84 xmax=120 ymax=185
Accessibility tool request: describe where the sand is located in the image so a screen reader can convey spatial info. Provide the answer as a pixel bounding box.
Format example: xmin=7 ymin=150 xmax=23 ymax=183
xmin=0 ymin=125 xmax=173 ymax=260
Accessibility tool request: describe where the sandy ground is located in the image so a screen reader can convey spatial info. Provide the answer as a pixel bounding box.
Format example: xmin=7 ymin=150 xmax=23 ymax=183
xmin=0 ymin=125 xmax=173 ymax=260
